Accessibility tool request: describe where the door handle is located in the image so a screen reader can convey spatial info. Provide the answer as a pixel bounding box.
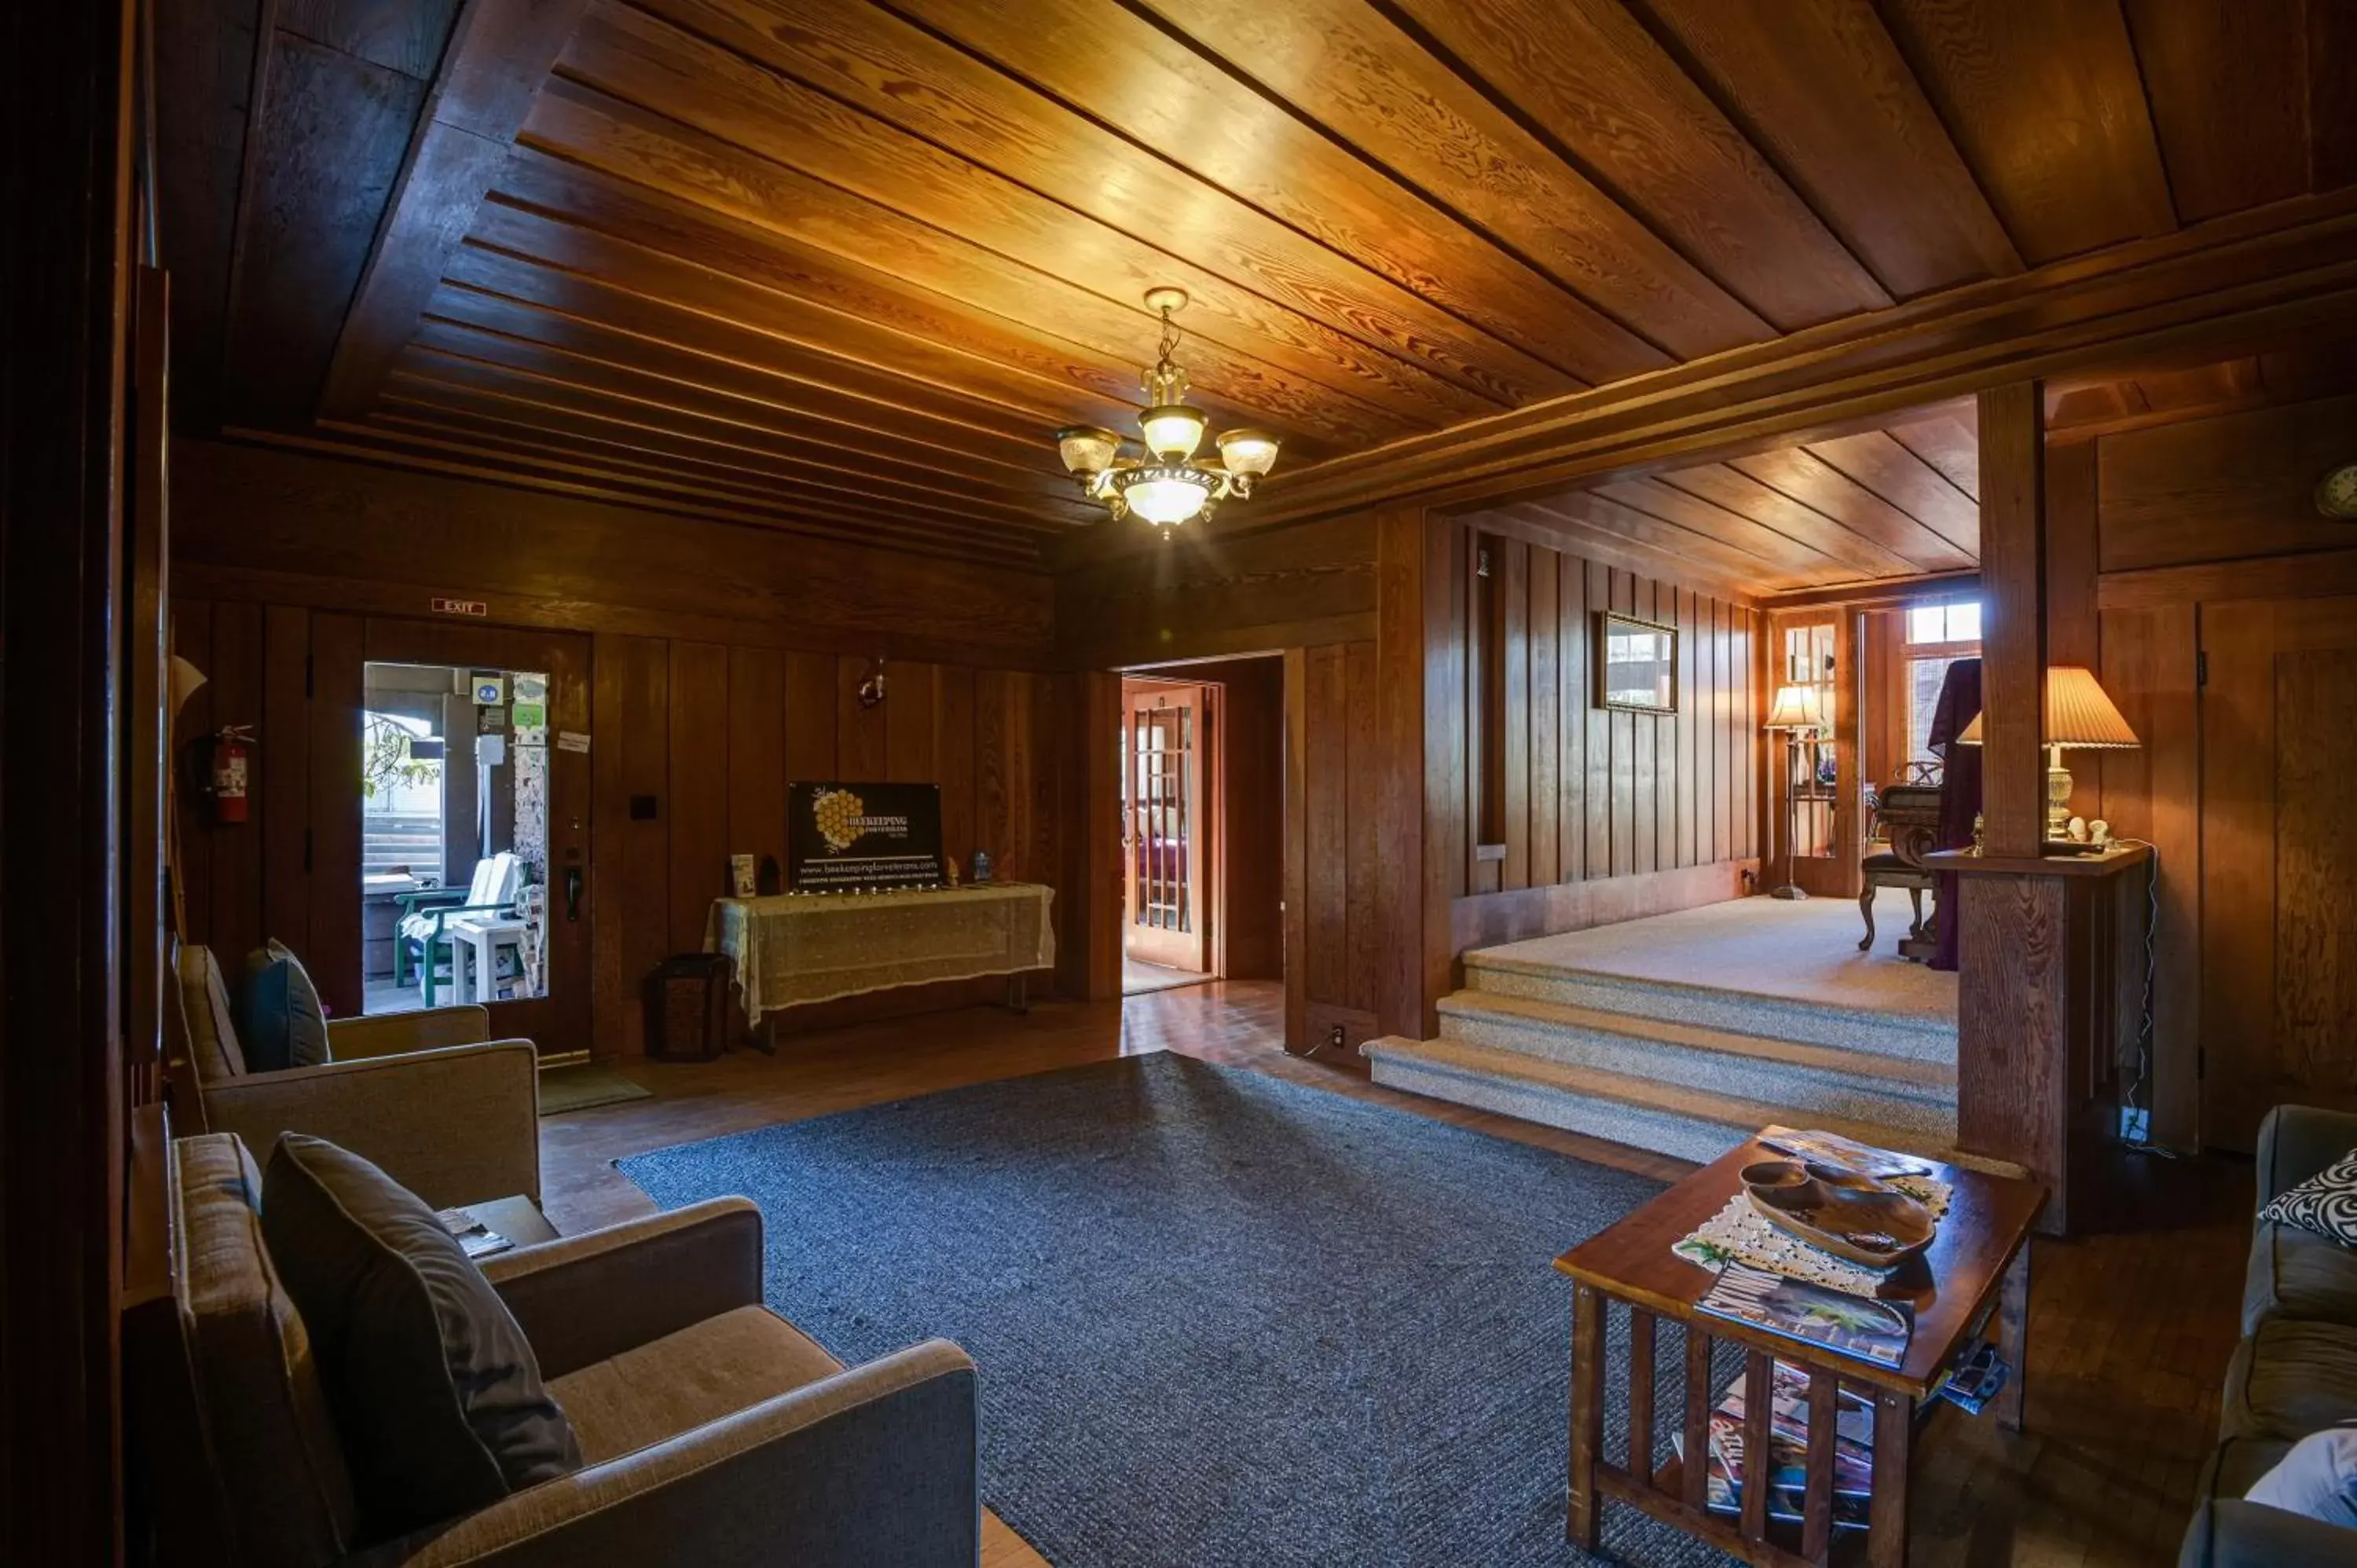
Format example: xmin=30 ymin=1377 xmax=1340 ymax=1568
xmin=564 ymin=866 xmax=582 ymax=921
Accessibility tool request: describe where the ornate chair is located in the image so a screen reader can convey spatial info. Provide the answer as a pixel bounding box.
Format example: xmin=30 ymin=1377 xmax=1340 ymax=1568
xmin=1860 ymin=760 xmax=1943 ymax=959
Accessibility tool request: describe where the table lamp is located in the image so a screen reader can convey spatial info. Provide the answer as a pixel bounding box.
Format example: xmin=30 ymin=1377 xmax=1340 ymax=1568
xmin=1956 ymin=665 xmax=2139 ymax=839
xmin=1763 ymin=683 xmax=1829 ymax=899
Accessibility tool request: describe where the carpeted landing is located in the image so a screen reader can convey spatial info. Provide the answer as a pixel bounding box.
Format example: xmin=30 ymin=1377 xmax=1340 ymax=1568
xmin=618 ymin=1053 xmax=1736 ymax=1568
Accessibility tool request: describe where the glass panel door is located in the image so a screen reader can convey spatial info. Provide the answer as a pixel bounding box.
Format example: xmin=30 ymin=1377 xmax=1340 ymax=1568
xmin=1124 ymin=684 xmax=1206 ymax=973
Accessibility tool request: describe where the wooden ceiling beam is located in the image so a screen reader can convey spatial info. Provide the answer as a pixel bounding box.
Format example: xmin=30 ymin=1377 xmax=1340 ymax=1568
xmin=1726 ymin=447 xmax=1974 ymax=571
xmin=1647 ymin=464 xmax=1925 ymax=581
xmin=1629 ymin=0 xmax=2022 ymax=297
xmin=1372 ymin=0 xmax=1890 ymax=329
xmin=408 ymin=310 xmax=1074 ymax=495
xmin=226 ymin=423 xmax=1048 ymax=568
xmin=1213 ymin=189 xmax=2357 ymax=537
xmin=882 ymin=0 xmax=1658 ymax=389
xmin=1459 ymin=502 xmax=1775 ymax=604
xmin=1875 ymin=0 xmax=2176 ymax=264
xmin=1588 ymin=476 xmax=1856 ymax=582
xmin=387 ymin=353 xmax=1091 ymax=529
xmin=368 ymin=385 xmax=1069 ymax=528
xmin=423 ymin=276 xmax=1050 ymax=467
xmin=1132 ymin=0 xmax=1794 ymax=348
xmin=316 ymin=0 xmax=592 ymax=419
xmin=357 ymin=407 xmax=1059 ymax=559
xmin=1802 ymin=430 xmax=1981 ymax=557
xmin=435 ymin=240 xmax=1048 ymax=442
xmin=634 ymin=0 xmax=1519 ymax=417
xmin=522 ymin=70 xmax=1387 ymax=452
xmin=335 ymin=415 xmax=1050 ymax=565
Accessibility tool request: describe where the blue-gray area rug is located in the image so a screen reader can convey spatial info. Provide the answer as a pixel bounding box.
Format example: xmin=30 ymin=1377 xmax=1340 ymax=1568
xmin=618 ymin=1052 xmax=1732 ymax=1567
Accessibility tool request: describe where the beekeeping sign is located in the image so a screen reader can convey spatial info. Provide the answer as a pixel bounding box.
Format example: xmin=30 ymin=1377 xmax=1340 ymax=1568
xmin=786 ymin=782 xmax=944 ymax=892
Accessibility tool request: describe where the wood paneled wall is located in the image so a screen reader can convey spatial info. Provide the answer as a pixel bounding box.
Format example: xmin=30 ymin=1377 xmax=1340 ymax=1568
xmin=2061 ymin=390 xmax=2357 ymax=1150
xmin=591 ymin=637 xmax=1070 ymax=1054
xmin=1286 ymin=640 xmax=1383 ymax=1054
xmin=170 ymin=442 xmax=1077 ymax=1058
xmin=1055 ymin=513 xmax=1376 ymax=669
xmin=171 ymin=438 xmax=1055 ymax=666
xmin=1442 ymin=516 xmax=1763 ymax=955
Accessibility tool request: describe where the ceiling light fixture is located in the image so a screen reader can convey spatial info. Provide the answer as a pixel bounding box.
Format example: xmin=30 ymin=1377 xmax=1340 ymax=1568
xmin=1053 ymin=288 xmax=1278 ymax=533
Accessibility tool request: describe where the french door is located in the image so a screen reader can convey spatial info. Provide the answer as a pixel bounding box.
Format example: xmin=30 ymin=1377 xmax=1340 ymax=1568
xmin=1124 ymin=681 xmax=1208 ymax=972
xmin=2200 ymin=595 xmax=2357 ymax=1146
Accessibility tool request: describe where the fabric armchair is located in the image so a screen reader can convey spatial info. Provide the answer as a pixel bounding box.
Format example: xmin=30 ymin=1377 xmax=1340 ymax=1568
xmin=357 ymin=1200 xmax=981 ymax=1567
xmin=199 ymin=1041 xmax=540 ymax=1210
xmin=168 ymin=941 xmax=541 ymax=1209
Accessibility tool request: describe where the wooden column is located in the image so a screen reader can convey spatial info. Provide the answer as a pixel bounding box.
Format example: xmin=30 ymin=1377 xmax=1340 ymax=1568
xmin=1977 ymin=382 xmax=2048 ymax=857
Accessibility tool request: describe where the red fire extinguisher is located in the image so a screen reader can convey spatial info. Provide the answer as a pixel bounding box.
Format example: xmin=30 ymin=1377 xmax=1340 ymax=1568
xmin=211 ymin=724 xmax=255 ymax=824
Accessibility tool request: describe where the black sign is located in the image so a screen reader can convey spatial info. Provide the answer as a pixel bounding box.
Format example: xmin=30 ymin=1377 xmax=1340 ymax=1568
xmin=786 ymin=782 xmax=944 ymax=892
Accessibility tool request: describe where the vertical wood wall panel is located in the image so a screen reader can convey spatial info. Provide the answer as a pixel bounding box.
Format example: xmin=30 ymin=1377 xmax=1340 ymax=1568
xmin=208 ymin=602 xmax=266 ymax=960
xmin=1439 ymin=529 xmax=1766 ymax=953
xmin=1303 ymin=646 xmax=1348 ymax=1009
xmin=666 ymin=642 xmax=730 ymax=954
xmin=261 ymin=607 xmax=313 ymax=953
xmin=306 ymin=614 xmax=365 ymax=1019
xmin=725 ymin=645 xmax=788 ymax=881
xmin=783 ymin=652 xmax=837 ymax=782
xmin=937 ymin=665 xmax=976 ymax=865
xmin=886 ymin=661 xmax=939 ymax=783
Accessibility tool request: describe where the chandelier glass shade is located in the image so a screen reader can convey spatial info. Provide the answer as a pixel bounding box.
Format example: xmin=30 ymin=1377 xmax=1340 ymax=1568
xmin=1053 ymin=289 xmax=1279 ymax=529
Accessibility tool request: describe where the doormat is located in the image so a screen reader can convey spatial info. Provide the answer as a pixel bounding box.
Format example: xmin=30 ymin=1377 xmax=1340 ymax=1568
xmin=537 ymin=1064 xmax=654 ymax=1116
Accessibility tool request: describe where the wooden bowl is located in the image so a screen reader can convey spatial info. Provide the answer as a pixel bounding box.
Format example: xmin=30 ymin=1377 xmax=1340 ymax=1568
xmin=1741 ymin=1159 xmax=1936 ymax=1269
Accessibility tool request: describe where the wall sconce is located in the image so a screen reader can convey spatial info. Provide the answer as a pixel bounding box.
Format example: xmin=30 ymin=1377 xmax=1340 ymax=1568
xmin=856 ymin=657 xmax=887 ymax=709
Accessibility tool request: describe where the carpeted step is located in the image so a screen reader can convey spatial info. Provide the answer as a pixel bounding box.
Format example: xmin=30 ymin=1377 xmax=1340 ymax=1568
xmin=1435 ymin=990 xmax=1955 ymax=1137
xmin=1361 ymin=1035 xmax=2009 ymax=1174
xmin=1461 ymin=953 xmax=1956 ymax=1063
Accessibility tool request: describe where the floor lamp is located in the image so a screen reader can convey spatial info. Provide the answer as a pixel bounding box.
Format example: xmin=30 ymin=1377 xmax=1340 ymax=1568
xmin=1765 ymin=683 xmax=1828 ymax=899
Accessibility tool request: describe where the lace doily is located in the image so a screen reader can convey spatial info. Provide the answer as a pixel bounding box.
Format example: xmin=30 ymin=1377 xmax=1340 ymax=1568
xmin=1671 ymin=1176 xmax=1952 ymax=1298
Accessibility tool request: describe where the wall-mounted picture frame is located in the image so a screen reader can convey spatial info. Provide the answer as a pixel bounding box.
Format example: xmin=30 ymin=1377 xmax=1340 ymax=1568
xmin=1595 ymin=611 xmax=1679 ymax=713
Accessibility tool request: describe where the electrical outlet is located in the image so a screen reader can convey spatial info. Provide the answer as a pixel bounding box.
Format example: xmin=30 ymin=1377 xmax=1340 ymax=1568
xmin=2119 ymin=1105 xmax=2150 ymax=1144
xmin=1328 ymin=1024 xmax=1346 ymax=1051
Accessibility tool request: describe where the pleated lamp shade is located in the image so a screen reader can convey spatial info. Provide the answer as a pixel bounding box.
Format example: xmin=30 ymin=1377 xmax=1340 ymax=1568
xmin=1953 ymin=666 xmax=2139 ymax=749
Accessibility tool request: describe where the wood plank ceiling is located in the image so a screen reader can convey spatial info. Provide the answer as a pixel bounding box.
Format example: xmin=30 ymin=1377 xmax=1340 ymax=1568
xmin=156 ymin=0 xmax=2357 ymax=572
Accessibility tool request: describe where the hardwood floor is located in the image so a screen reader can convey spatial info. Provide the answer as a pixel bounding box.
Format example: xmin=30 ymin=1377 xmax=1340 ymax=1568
xmin=537 ymin=980 xmax=2247 ymax=1567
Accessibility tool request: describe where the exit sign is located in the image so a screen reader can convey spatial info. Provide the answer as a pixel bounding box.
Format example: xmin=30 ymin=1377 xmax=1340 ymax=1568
xmin=431 ymin=596 xmax=488 ymax=617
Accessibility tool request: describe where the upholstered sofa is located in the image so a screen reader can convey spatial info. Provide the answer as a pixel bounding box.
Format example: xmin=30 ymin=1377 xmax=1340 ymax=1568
xmin=167 ymin=940 xmax=540 ymax=1209
xmin=2179 ymin=1105 xmax=2357 ymax=1565
xmin=167 ymin=1131 xmax=981 ymax=1565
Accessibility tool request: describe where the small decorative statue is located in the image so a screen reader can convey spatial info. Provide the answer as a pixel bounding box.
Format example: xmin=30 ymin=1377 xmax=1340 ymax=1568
xmin=1970 ymin=811 xmax=1985 ymax=856
xmin=2066 ymin=815 xmax=2091 ymax=844
xmin=2089 ymin=819 xmax=2113 ymax=848
xmin=971 ymin=848 xmax=993 ymax=885
xmin=944 ymin=855 xmax=961 ymax=887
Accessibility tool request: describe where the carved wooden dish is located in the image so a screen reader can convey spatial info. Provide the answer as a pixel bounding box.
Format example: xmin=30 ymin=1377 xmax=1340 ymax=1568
xmin=1739 ymin=1159 xmax=1937 ymax=1269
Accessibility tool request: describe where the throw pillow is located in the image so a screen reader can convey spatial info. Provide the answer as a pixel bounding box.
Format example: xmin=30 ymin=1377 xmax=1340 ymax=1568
xmin=234 ymin=940 xmax=331 ymax=1072
xmin=2245 ymin=1425 xmax=2357 ymax=1529
xmin=2260 ymin=1149 xmax=2357 ymax=1247
xmin=262 ymin=1134 xmax=578 ymax=1541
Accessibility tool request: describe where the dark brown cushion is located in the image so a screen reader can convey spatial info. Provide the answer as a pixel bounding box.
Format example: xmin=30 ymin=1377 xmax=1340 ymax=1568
xmin=261 ymin=1134 xmax=578 ymax=1542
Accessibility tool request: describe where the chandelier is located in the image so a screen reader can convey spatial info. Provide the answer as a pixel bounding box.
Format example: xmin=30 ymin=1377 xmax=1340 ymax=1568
xmin=1053 ymin=288 xmax=1279 ymax=531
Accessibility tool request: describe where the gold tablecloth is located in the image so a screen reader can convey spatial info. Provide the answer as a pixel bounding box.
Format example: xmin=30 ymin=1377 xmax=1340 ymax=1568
xmin=704 ymin=883 xmax=1056 ymax=1018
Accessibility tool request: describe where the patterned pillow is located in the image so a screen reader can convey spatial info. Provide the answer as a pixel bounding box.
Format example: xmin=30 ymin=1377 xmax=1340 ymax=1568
xmin=2260 ymin=1148 xmax=2357 ymax=1245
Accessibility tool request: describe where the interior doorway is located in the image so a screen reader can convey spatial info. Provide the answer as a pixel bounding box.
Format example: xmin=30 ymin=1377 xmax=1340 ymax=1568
xmin=1117 ymin=659 xmax=1285 ymax=997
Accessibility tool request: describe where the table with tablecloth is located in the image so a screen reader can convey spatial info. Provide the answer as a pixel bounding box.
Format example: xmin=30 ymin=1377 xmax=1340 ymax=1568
xmin=704 ymin=882 xmax=1057 ymax=1020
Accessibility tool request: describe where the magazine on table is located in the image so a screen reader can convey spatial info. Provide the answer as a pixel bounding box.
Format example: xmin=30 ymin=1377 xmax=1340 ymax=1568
xmin=1695 ymin=1263 xmax=1913 ymax=1368
xmin=1934 ymin=1342 xmax=2011 ymax=1415
xmin=1758 ymin=1127 xmax=1936 ymax=1181
xmin=1669 ymin=1360 xmax=1878 ymax=1533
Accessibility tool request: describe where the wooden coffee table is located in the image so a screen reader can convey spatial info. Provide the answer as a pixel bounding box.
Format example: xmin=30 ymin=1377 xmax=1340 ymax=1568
xmin=1554 ymin=1137 xmax=2044 ymax=1568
